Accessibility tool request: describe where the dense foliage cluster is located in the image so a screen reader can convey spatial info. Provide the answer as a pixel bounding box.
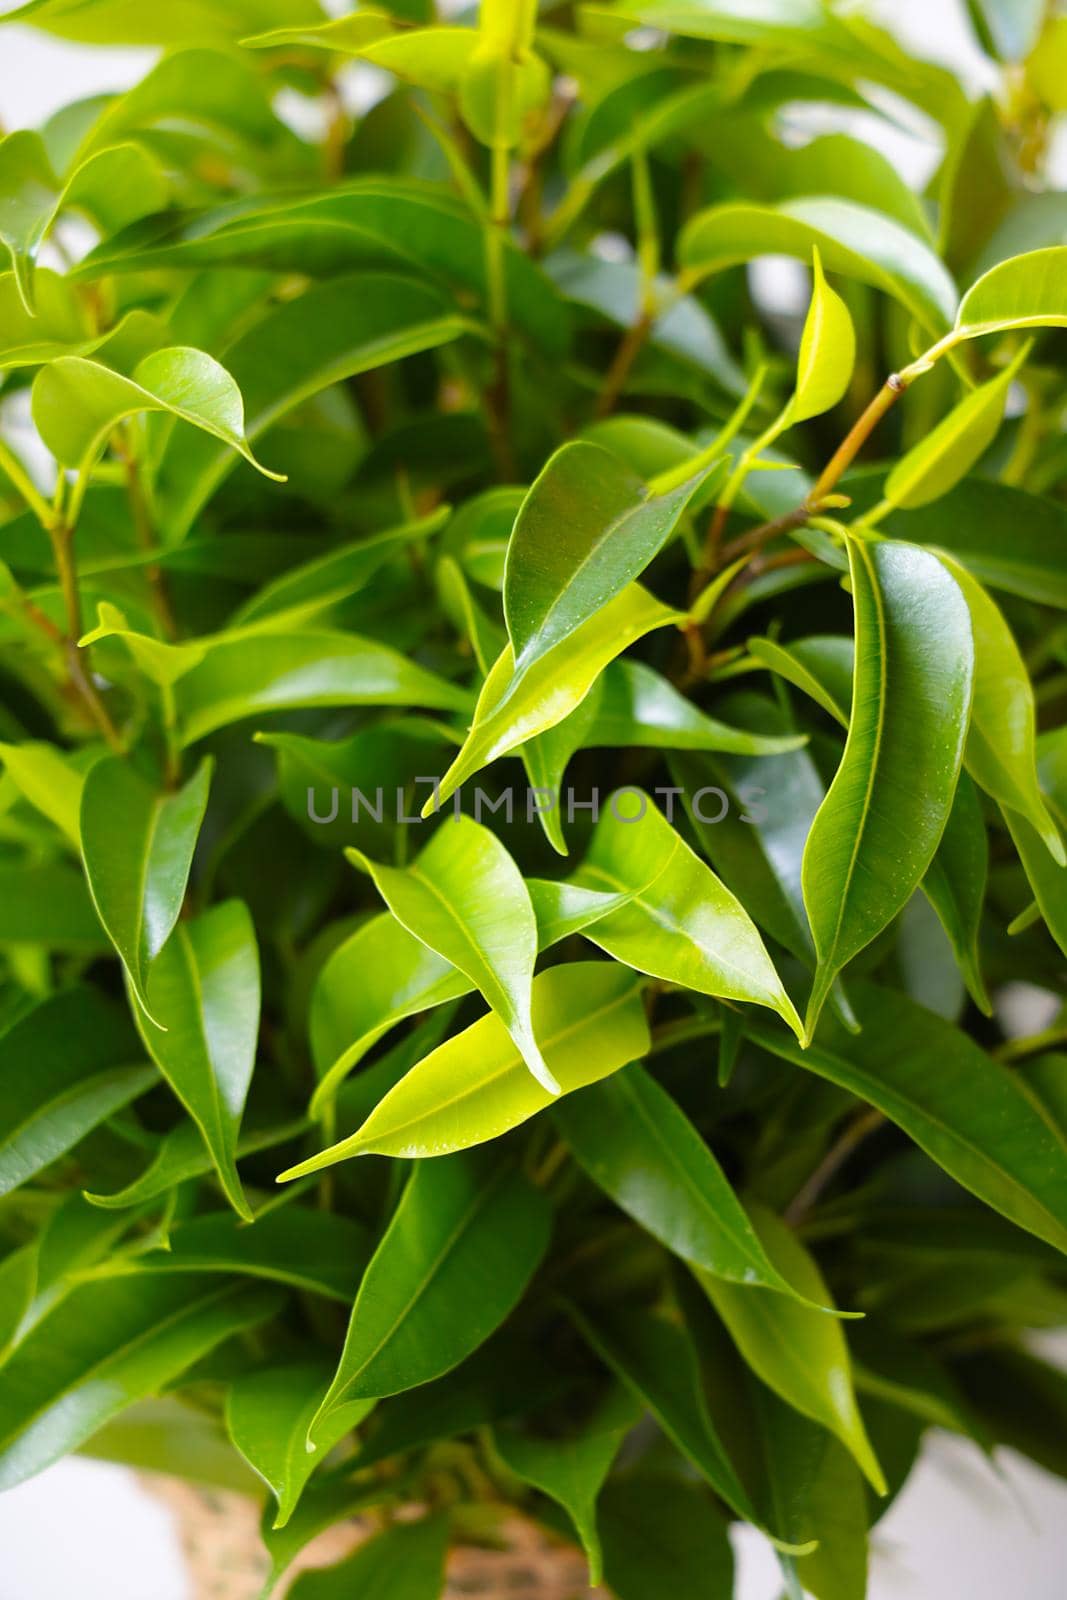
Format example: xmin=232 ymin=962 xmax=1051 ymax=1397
xmin=1 ymin=2 xmax=1066 ymax=1595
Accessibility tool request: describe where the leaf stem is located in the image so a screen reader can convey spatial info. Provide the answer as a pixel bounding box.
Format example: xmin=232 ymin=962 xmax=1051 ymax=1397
xmin=785 ymin=1106 xmax=884 ymax=1224
xmin=115 ymin=426 xmax=178 ymax=640
xmin=0 ymin=436 xmax=53 ymax=527
xmin=48 ymin=518 xmax=123 ymax=751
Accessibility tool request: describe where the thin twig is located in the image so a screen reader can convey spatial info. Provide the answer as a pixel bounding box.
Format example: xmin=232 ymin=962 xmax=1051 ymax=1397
xmin=785 ymin=1106 xmax=884 ymax=1225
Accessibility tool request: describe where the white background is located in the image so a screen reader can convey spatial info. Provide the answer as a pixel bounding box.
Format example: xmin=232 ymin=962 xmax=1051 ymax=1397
xmin=1 ymin=1 xmax=1065 ymax=1596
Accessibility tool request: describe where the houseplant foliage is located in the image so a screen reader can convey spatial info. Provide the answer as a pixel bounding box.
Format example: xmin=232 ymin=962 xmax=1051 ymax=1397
xmin=2 ymin=0 xmax=1067 ymax=1594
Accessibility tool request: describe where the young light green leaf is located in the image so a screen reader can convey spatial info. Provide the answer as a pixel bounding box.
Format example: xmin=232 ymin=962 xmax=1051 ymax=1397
xmin=574 ymin=795 xmax=805 ymax=1041
xmin=0 ymin=985 xmax=154 ymax=1198
xmin=32 ymin=348 xmax=284 ymax=483
xmin=955 ymin=246 xmax=1067 ymax=339
xmin=308 ymin=881 xmax=632 ymax=1113
xmin=504 ymin=439 xmax=713 ymax=671
xmin=348 ymin=815 xmax=556 ymax=1094
xmin=696 ymin=1201 xmax=886 ymax=1493
xmin=79 ymin=600 xmax=208 ymax=687
xmin=801 ymin=540 xmax=974 ymax=1033
xmin=883 ymin=350 xmax=1024 ymax=510
xmin=554 ymin=1062 xmax=833 ymax=1305
xmin=312 ymin=1151 xmax=551 ymax=1417
xmin=226 ymin=1361 xmax=374 ymax=1529
xmin=133 ymin=900 xmax=260 ymax=1222
xmin=0 ymin=1275 xmax=280 ymax=1491
xmin=590 ymin=658 xmax=806 ymax=756
xmin=746 ymin=635 xmax=849 ymax=727
xmin=428 ymin=583 xmax=682 ymax=810
xmin=493 ymin=1386 xmax=638 ymax=1585
xmin=570 ymin=1302 xmax=812 ymax=1552
xmin=747 ymin=981 xmax=1067 ymax=1255
xmin=175 ymin=629 xmax=471 ymax=744
xmin=941 ymin=557 xmax=1064 ymax=862
xmin=80 ymin=754 xmax=213 ymax=1018
xmin=791 ymin=246 xmax=855 ymax=424
xmin=283 ymin=962 xmax=649 ymax=1175
xmin=286 ymin=1515 xmax=451 ymax=1600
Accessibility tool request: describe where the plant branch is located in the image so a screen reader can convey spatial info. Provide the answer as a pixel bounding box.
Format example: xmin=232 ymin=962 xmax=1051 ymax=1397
xmin=48 ymin=519 xmax=122 ymax=751
xmin=785 ymin=1106 xmax=884 ymax=1224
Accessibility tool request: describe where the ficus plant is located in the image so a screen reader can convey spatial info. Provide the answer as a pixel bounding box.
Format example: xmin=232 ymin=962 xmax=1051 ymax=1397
xmin=1 ymin=1 xmax=1067 ymax=1596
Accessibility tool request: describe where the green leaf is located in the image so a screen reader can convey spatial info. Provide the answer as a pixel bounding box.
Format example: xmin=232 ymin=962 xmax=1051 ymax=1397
xmin=883 ymin=351 xmax=1023 ymax=510
xmin=791 ymin=246 xmax=855 ymax=424
xmin=312 ymin=1150 xmax=550 ymax=1414
xmin=174 ymin=629 xmax=471 ymax=744
xmin=80 ymin=754 xmax=213 ymax=1017
xmin=83 ymin=1112 xmax=309 ymax=1210
xmin=503 ymin=439 xmax=713 ymax=672
xmin=307 ymin=877 xmax=625 ymax=1114
xmin=921 ymin=773 xmax=991 ymax=1014
xmin=574 ymin=794 xmax=805 ymax=1040
xmin=286 ymin=1515 xmax=451 ymax=1600
xmin=589 ymin=659 xmax=807 ymax=756
xmin=133 ymin=900 xmax=260 ymax=1222
xmin=152 ymin=275 xmax=471 ymax=540
xmin=231 ymin=510 xmax=449 ymax=627
xmin=348 ymin=815 xmax=556 ymax=1094
xmin=32 ymin=348 xmax=284 ymax=483
xmin=955 ymin=246 xmax=1067 ymax=339
xmin=941 ymin=557 xmax=1064 ymax=862
xmin=0 ymin=1274 xmax=280 ymax=1491
xmin=493 ymin=1386 xmax=638 ymax=1585
xmin=597 ymin=1473 xmax=734 ymax=1600
xmin=282 ymin=961 xmax=649 ymax=1175
xmin=428 ymin=583 xmax=682 ymax=810
xmin=0 ymin=0 xmax=324 ymax=46
xmin=77 ymin=182 xmax=568 ymax=357
xmin=259 ymin=1479 xmax=388 ymax=1600
xmin=127 ymin=1207 xmax=370 ymax=1301
xmin=553 ymin=1062 xmax=831 ymax=1304
xmin=0 ymin=861 xmax=109 ymax=950
xmin=966 ymin=0 xmax=1045 ymax=60
xmin=0 ymin=985 xmax=154 ymax=1198
xmin=801 ymin=540 xmax=974 ymax=1032
xmin=747 ymin=981 xmax=1067 ymax=1255
xmin=227 ymin=1360 xmax=374 ymax=1529
xmin=0 ymin=131 xmax=166 ymax=312
xmin=0 ymin=738 xmax=85 ymax=846
xmin=746 ymin=635 xmax=848 ymax=726
xmin=696 ymin=1201 xmax=885 ymax=1493
xmin=679 ymin=199 xmax=957 ymax=334
xmin=570 ymin=1301 xmax=810 ymax=1550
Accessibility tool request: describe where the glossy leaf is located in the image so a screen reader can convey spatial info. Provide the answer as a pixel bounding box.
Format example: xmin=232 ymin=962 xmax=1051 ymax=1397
xmin=311 ymin=1151 xmax=551 ymax=1414
xmin=801 ymin=540 xmax=974 ymax=1032
xmin=0 ymin=738 xmax=85 ymax=845
xmin=697 ymin=1202 xmax=885 ymax=1492
xmin=597 ymin=1473 xmax=734 ymax=1600
xmin=281 ymin=962 xmax=649 ymax=1175
xmin=0 ymin=1275 xmax=280 ymax=1491
xmin=32 ymin=349 xmax=284 ymax=482
xmin=80 ymin=755 xmax=212 ymax=1016
xmin=175 ymin=630 xmax=471 ymax=744
xmin=128 ymin=1208 xmax=370 ymax=1301
xmin=574 ymin=795 xmax=805 ymax=1040
xmin=133 ymin=900 xmax=260 ymax=1221
xmin=308 ymin=878 xmax=629 ymax=1113
xmin=554 ymin=1062 xmax=830 ymax=1303
xmin=504 ymin=439 xmax=713 ymax=670
xmin=428 ymin=583 xmax=682 ymax=810
xmin=348 ymin=816 xmax=555 ymax=1094
xmin=748 ymin=982 xmax=1067 ymax=1255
